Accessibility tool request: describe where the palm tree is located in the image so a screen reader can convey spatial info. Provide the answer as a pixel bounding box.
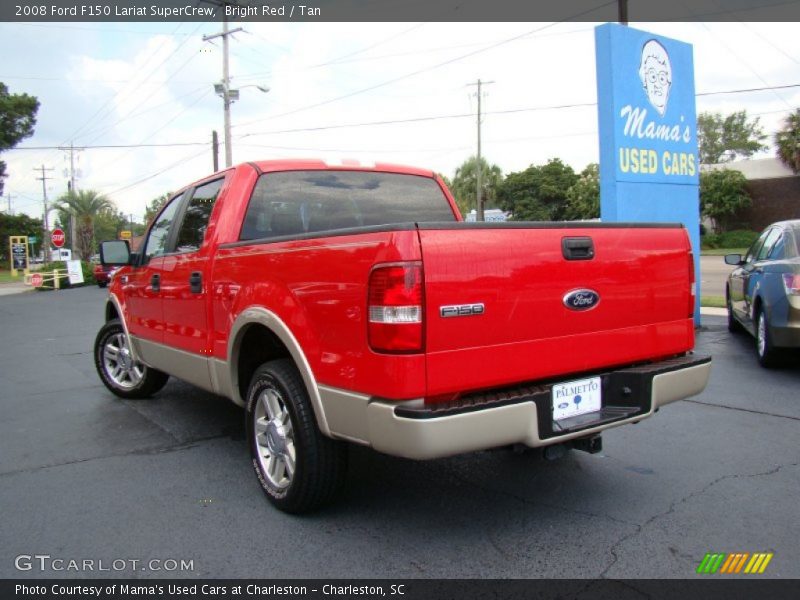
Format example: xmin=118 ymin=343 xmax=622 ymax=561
xmin=450 ymin=156 xmax=504 ymax=218
xmin=55 ymin=189 xmax=114 ymax=260
xmin=775 ymin=108 xmax=800 ymax=174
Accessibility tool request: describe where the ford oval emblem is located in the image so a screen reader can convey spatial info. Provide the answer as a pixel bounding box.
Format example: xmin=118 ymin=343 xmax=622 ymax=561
xmin=563 ymin=289 xmax=600 ymax=311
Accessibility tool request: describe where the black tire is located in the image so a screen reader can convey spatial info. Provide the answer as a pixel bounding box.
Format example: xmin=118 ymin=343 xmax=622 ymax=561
xmin=97 ymin=281 xmax=108 ymax=289
xmin=94 ymin=319 xmax=169 ymax=398
xmin=246 ymin=359 xmax=347 ymax=514
xmin=726 ymin=287 xmax=742 ymax=333
xmin=755 ymin=308 xmax=782 ymax=368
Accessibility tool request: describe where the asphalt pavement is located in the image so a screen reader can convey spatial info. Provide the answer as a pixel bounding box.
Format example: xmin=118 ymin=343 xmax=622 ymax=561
xmin=0 ymin=286 xmax=798 ymax=579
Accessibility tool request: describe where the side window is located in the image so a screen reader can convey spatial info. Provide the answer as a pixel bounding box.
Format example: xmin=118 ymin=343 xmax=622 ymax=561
xmin=174 ymin=178 xmax=224 ymax=253
xmin=144 ymin=193 xmax=183 ymax=259
xmin=767 ymin=233 xmax=785 ymax=261
xmin=239 ymin=170 xmax=455 ymax=241
xmin=745 ymin=228 xmax=771 ymax=264
xmin=757 ymin=228 xmax=781 ymax=261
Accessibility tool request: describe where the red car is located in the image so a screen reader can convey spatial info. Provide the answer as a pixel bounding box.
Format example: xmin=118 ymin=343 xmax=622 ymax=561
xmin=94 ymin=159 xmax=711 ymax=513
xmin=93 ymin=263 xmax=114 ymax=288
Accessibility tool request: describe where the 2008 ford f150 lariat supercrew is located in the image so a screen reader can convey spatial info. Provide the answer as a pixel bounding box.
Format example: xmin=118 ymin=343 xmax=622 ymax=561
xmin=95 ymin=159 xmax=711 ymax=513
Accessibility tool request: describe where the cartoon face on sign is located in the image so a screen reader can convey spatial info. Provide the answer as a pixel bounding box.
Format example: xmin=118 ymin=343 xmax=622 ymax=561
xmin=638 ymin=39 xmax=672 ymax=116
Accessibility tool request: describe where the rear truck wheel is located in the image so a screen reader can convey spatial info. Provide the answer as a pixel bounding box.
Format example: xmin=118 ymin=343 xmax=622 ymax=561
xmin=756 ymin=308 xmax=781 ymax=368
xmin=94 ymin=319 xmax=169 ymax=398
xmin=726 ymin=287 xmax=741 ymax=333
xmin=246 ymin=359 xmax=347 ymax=514
xmin=97 ymin=281 xmax=107 ymax=289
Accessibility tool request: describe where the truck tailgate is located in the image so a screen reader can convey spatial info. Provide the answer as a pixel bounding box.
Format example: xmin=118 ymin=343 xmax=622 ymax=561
xmin=418 ymin=223 xmax=694 ymax=397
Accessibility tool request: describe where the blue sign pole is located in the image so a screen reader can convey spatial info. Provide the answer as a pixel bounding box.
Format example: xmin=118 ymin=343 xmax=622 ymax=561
xmin=595 ymin=23 xmax=701 ymax=323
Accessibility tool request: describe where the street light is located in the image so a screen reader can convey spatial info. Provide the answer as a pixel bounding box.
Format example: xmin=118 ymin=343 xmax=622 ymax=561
xmin=213 ymin=82 xmax=270 ymax=166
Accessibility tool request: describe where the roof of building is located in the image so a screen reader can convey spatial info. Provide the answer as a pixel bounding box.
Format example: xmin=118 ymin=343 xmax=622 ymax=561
xmin=702 ymin=157 xmax=796 ymax=180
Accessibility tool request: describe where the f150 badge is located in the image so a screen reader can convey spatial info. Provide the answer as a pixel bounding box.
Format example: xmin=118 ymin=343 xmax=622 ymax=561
xmin=563 ymin=289 xmax=600 ymax=311
xmin=440 ymin=303 xmax=485 ymax=318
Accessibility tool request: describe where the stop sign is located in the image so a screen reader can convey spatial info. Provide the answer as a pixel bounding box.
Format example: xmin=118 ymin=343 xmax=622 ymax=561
xmin=31 ymin=273 xmax=43 ymax=288
xmin=51 ymin=229 xmax=66 ymax=248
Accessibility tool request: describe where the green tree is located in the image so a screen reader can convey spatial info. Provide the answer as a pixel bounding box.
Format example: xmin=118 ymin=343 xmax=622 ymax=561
xmin=700 ymin=169 xmax=751 ymax=234
xmin=0 ymin=83 xmax=40 ymax=196
xmin=0 ymin=212 xmax=42 ymax=264
xmin=449 ymin=156 xmax=503 ymax=218
xmin=94 ymin=208 xmax=129 ymax=244
xmin=564 ymin=163 xmax=600 ymax=220
xmin=55 ymin=189 xmax=114 ymax=260
xmin=498 ymin=158 xmax=578 ymax=221
xmin=145 ymin=191 xmax=172 ymax=224
xmin=774 ymin=108 xmax=800 ymax=174
xmin=697 ymin=110 xmax=768 ymax=164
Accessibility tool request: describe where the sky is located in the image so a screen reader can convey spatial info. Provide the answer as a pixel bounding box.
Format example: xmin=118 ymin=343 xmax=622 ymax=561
xmin=0 ymin=19 xmax=798 ymax=222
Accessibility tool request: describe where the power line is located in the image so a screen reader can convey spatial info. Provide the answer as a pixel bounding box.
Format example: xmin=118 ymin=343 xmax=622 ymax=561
xmin=78 ymin=28 xmax=206 ymax=146
xmin=695 ymin=82 xmax=800 ymax=97
xmin=9 ymin=22 xmax=201 ymax=35
xmin=232 ymin=0 xmax=618 ymax=130
xmin=237 ymin=83 xmax=800 ymax=139
xmin=233 ymin=25 xmax=594 ymax=84
xmin=57 ymin=22 xmax=191 ymax=147
xmin=9 ymin=82 xmax=798 ymax=154
xmin=699 ymin=22 xmax=794 ymax=110
xmin=100 ymin=147 xmax=210 ymax=197
xmin=10 ymin=142 xmax=208 ymax=151
xmin=87 ymin=88 xmax=215 ymax=173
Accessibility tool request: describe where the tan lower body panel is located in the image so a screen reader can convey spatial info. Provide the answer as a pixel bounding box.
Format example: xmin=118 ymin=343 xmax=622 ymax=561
xmin=131 ymin=336 xmax=214 ymax=393
xmin=321 ymin=360 xmax=712 ymax=460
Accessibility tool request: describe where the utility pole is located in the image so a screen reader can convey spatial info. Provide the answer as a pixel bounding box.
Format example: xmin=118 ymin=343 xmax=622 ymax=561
xmin=4 ymin=193 xmax=11 ymax=215
xmin=212 ymin=130 xmax=219 ymax=172
xmin=204 ymin=18 xmax=243 ymax=168
xmin=58 ymin=141 xmax=84 ymax=256
xmin=34 ymin=165 xmax=55 ymax=264
xmin=468 ymin=79 xmax=494 ymax=222
xmin=618 ymin=0 xmax=628 ymax=24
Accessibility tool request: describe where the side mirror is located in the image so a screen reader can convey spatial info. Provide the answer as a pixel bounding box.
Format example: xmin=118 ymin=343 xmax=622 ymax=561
xmin=100 ymin=240 xmax=131 ymax=266
xmin=724 ymin=253 xmax=743 ymax=266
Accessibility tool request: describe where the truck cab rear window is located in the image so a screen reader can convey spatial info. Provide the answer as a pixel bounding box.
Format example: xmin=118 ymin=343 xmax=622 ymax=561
xmin=239 ymin=170 xmax=455 ymax=241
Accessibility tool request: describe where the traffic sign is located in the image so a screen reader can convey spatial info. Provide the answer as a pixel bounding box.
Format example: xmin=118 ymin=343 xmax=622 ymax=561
xmin=29 ymin=236 xmax=37 ymax=244
xmin=120 ymin=230 xmax=132 ymax=240
xmin=51 ymin=229 xmax=66 ymax=248
xmin=31 ymin=273 xmax=43 ymax=288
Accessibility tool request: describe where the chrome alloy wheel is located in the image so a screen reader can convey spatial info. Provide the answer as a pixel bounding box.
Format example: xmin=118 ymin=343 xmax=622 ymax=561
xmin=253 ymin=385 xmax=296 ymax=490
xmin=102 ymin=332 xmax=144 ymax=389
xmin=757 ymin=312 xmax=767 ymax=358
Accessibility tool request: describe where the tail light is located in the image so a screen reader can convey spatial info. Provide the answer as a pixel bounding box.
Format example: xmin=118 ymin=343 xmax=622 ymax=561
xmin=368 ymin=263 xmax=424 ymax=353
xmin=783 ymin=273 xmax=800 ymax=296
xmin=688 ymin=252 xmax=696 ymax=318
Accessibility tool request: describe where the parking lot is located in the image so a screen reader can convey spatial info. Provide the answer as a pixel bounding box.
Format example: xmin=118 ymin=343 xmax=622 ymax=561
xmin=0 ymin=286 xmax=798 ymax=579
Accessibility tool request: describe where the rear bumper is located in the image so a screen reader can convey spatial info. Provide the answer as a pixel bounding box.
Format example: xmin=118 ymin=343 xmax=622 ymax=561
xmin=770 ymin=297 xmax=800 ymax=347
xmin=360 ymin=354 xmax=711 ymax=460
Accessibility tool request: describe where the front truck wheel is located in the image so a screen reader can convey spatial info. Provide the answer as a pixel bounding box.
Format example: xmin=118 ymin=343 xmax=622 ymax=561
xmin=94 ymin=319 xmax=169 ymax=399
xmin=246 ymin=359 xmax=347 ymax=514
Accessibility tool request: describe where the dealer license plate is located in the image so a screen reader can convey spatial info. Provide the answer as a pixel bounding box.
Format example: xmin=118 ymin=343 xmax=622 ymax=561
xmin=552 ymin=376 xmax=602 ymax=421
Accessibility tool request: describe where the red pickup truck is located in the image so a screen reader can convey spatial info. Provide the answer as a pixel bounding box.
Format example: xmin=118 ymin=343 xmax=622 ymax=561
xmin=95 ymin=159 xmax=711 ymax=513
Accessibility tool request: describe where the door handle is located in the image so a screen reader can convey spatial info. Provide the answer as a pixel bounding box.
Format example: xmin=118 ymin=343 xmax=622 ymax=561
xmin=189 ymin=271 xmax=203 ymax=294
xmin=150 ymin=274 xmax=160 ymax=292
xmin=562 ymin=237 xmax=595 ymax=260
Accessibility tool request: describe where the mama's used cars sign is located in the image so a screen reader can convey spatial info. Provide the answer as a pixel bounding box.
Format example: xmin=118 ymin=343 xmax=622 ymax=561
xmin=596 ymin=23 xmax=698 ymax=185
xmin=595 ymin=23 xmax=701 ymax=320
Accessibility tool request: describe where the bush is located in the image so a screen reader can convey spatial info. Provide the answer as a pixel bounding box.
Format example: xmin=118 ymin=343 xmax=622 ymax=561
xmin=701 ymin=229 xmax=759 ymax=250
